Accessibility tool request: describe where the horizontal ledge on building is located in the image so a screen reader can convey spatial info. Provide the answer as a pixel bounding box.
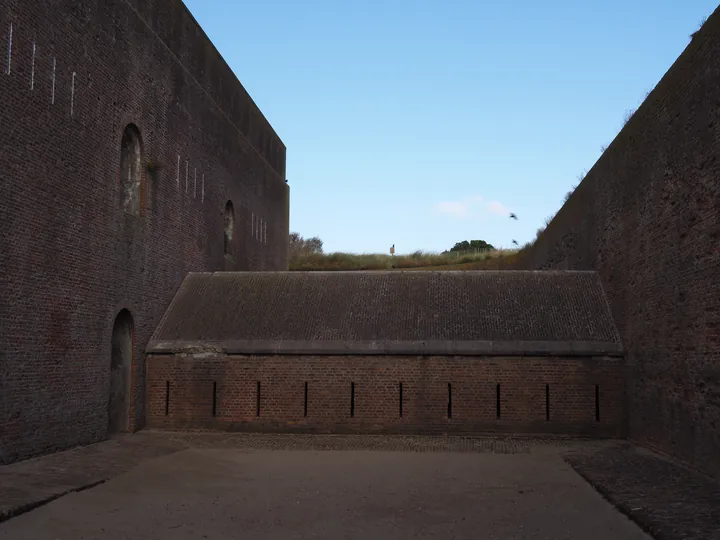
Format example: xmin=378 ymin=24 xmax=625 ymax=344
xmin=146 ymin=339 xmax=624 ymax=357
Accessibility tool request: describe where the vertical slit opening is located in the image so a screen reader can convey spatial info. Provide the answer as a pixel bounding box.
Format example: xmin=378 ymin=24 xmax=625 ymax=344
xmin=51 ymin=57 xmax=56 ymax=105
xmin=496 ymin=383 xmax=501 ymax=419
xmin=30 ymin=41 xmax=36 ymax=90
xmin=212 ymin=381 xmax=217 ymax=417
xmin=399 ymin=382 xmax=403 ymax=418
xmin=256 ymin=381 xmax=261 ymax=417
xmin=350 ymin=382 xmax=355 ymax=418
xmin=447 ymin=383 xmax=452 ymax=419
xmin=164 ymin=381 xmax=170 ymax=416
xmin=6 ymin=22 xmax=13 ymax=75
xmin=545 ymin=384 xmax=550 ymax=421
xmin=70 ymin=72 xmax=76 ymax=117
xmin=304 ymin=381 xmax=308 ymax=417
xmin=595 ymin=384 xmax=600 ymax=422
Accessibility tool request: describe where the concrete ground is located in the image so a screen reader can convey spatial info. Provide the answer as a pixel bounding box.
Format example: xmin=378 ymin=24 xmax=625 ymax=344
xmin=0 ymin=438 xmax=650 ymax=540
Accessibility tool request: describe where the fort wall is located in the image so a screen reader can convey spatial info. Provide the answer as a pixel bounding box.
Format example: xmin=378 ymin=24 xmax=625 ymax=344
xmin=517 ymin=6 xmax=720 ymax=476
xmin=0 ymin=0 xmax=288 ymax=464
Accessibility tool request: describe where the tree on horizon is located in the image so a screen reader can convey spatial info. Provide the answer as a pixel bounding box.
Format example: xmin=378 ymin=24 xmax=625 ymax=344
xmin=446 ymin=239 xmax=495 ymax=253
xmin=289 ymin=232 xmax=323 ymax=256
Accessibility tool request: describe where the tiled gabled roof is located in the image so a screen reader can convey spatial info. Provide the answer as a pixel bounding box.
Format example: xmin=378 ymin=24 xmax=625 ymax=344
xmin=148 ymin=271 xmax=622 ymax=356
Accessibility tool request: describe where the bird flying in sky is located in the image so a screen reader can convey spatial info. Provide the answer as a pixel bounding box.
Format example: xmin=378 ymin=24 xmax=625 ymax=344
xmin=509 ymin=213 xmax=518 ymax=220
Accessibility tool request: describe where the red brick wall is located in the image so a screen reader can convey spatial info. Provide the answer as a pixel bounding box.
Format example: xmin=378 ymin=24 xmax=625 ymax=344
xmin=0 ymin=0 xmax=288 ymax=464
xmin=146 ymin=354 xmax=626 ymax=437
xmin=515 ymin=7 xmax=720 ymax=476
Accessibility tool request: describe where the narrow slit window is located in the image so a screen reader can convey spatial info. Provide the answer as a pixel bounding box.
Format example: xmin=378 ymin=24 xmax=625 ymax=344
xmin=70 ymin=72 xmax=76 ymax=117
xmin=30 ymin=40 xmax=36 ymax=90
xmin=6 ymin=23 xmax=13 ymax=75
xmin=496 ymin=384 xmax=501 ymax=419
xmin=595 ymin=384 xmax=600 ymax=422
xmin=212 ymin=381 xmax=217 ymax=417
xmin=256 ymin=381 xmax=261 ymax=417
xmin=51 ymin=56 xmax=56 ymax=104
xmin=165 ymin=381 xmax=170 ymax=416
xmin=447 ymin=383 xmax=452 ymax=419
xmin=350 ymin=382 xmax=355 ymax=418
xmin=545 ymin=384 xmax=550 ymax=421
xmin=304 ymin=382 xmax=308 ymax=418
xmin=399 ymin=382 xmax=403 ymax=418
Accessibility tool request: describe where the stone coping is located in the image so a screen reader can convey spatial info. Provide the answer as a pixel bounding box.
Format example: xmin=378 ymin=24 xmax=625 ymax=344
xmin=146 ymin=339 xmax=624 ymax=357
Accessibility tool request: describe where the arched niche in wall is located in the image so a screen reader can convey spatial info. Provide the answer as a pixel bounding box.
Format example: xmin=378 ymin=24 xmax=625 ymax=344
xmin=119 ymin=124 xmax=143 ymax=216
xmin=224 ymin=200 xmax=235 ymax=257
xmin=108 ymin=309 xmax=134 ymax=434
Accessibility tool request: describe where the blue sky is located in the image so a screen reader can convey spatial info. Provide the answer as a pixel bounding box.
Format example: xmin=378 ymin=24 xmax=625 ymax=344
xmin=184 ymin=0 xmax=716 ymax=255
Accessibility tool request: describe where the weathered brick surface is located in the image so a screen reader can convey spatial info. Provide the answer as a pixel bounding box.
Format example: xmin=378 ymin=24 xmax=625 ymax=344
xmin=146 ymin=354 xmax=626 ymax=437
xmin=0 ymin=0 xmax=288 ymax=464
xmin=151 ymin=270 xmax=620 ymax=343
xmin=517 ymin=7 xmax=720 ymax=476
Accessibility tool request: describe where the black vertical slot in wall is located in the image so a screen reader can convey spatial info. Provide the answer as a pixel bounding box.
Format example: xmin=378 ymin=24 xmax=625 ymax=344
xmin=545 ymin=384 xmax=550 ymax=421
xmin=350 ymin=382 xmax=355 ymax=417
xmin=496 ymin=384 xmax=501 ymax=419
xmin=399 ymin=382 xmax=403 ymax=418
xmin=595 ymin=384 xmax=600 ymax=422
xmin=256 ymin=381 xmax=261 ymax=417
xmin=165 ymin=381 xmax=170 ymax=416
xmin=447 ymin=383 xmax=452 ymax=419
xmin=304 ymin=382 xmax=308 ymax=417
xmin=212 ymin=381 xmax=217 ymax=417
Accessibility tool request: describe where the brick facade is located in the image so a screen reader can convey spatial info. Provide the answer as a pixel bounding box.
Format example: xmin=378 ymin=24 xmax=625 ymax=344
xmin=4 ymin=0 xmax=713 ymax=472
xmin=146 ymin=354 xmax=626 ymax=437
xmin=0 ymin=0 xmax=288 ymax=464
xmin=517 ymin=7 xmax=720 ymax=476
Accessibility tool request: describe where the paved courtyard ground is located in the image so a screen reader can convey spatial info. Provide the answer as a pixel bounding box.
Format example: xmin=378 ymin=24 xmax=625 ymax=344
xmin=0 ymin=433 xmax=718 ymax=539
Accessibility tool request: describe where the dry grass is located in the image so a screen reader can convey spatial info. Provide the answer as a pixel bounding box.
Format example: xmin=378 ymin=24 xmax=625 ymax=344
xmin=289 ymin=249 xmax=521 ymax=271
xmin=691 ymin=16 xmax=708 ymax=39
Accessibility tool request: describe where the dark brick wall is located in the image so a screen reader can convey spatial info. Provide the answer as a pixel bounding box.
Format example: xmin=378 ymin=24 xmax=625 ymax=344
xmin=517 ymin=7 xmax=720 ymax=476
xmin=146 ymin=354 xmax=626 ymax=437
xmin=0 ymin=0 xmax=289 ymax=464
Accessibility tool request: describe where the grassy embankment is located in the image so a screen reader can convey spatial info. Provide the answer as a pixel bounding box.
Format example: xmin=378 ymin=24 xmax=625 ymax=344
xmin=289 ymin=249 xmax=523 ymax=271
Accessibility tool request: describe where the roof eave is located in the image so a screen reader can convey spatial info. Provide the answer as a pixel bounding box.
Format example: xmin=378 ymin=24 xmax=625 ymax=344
xmin=146 ymin=339 xmax=624 ymax=357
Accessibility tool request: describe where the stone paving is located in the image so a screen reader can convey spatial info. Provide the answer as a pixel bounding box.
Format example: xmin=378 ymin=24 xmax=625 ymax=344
xmin=0 ymin=432 xmax=186 ymax=522
xmin=0 ymin=432 xmax=599 ymax=524
xmin=0 ymin=437 xmax=645 ymax=540
xmin=565 ymin=444 xmax=720 ymax=540
xmin=0 ymin=432 xmax=717 ymax=538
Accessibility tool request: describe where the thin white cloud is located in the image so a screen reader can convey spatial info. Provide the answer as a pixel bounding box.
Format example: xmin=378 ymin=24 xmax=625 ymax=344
xmin=435 ymin=200 xmax=471 ymax=218
xmin=434 ymin=195 xmax=510 ymax=220
xmin=487 ymin=200 xmax=510 ymax=216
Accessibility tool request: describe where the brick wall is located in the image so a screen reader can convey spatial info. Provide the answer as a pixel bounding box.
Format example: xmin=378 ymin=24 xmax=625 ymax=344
xmin=0 ymin=0 xmax=288 ymax=464
xmin=146 ymin=354 xmax=626 ymax=437
xmin=517 ymin=7 xmax=720 ymax=476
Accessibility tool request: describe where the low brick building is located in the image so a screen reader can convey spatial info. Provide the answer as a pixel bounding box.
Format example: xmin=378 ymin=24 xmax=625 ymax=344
xmin=147 ymin=270 xmax=626 ymax=437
